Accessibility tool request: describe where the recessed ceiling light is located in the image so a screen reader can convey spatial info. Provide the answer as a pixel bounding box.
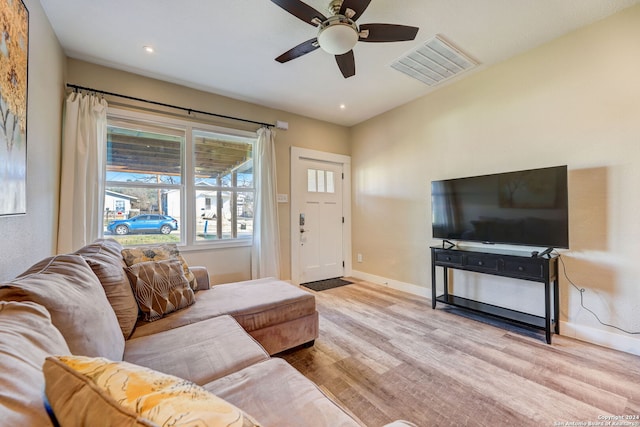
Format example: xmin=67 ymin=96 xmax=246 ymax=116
xmin=143 ymin=46 xmax=154 ymax=53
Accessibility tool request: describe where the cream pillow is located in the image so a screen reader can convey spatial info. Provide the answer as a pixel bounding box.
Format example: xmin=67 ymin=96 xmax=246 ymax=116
xmin=122 ymin=244 xmax=198 ymax=290
xmin=44 ymin=355 xmax=262 ymax=427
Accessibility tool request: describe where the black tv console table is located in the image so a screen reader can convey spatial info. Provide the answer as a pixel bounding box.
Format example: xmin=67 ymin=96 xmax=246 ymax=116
xmin=430 ymin=246 xmax=559 ymax=344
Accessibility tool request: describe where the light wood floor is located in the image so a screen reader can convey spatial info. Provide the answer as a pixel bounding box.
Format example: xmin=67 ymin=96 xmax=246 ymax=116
xmin=280 ymin=279 xmax=640 ymax=427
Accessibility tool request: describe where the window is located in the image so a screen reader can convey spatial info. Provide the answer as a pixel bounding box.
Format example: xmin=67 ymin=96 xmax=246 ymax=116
xmin=193 ymin=129 xmax=254 ymax=241
xmin=307 ymin=168 xmax=335 ymax=193
xmin=103 ymin=110 xmax=255 ymax=247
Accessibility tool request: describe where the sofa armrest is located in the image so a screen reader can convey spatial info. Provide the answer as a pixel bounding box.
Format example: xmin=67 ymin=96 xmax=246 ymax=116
xmin=191 ymin=266 xmax=210 ymax=290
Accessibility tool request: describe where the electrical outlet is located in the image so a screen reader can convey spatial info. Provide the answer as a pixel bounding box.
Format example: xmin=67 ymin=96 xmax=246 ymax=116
xmin=357 ymin=253 xmax=363 ymax=263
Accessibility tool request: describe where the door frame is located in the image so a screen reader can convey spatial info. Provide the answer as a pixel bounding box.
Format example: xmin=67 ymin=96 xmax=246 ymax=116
xmin=290 ymin=147 xmax=352 ymax=285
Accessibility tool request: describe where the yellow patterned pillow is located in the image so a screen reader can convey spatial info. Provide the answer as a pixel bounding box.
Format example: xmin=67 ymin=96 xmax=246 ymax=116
xmin=122 ymin=244 xmax=198 ymax=291
xmin=44 ymin=355 xmax=262 ymax=427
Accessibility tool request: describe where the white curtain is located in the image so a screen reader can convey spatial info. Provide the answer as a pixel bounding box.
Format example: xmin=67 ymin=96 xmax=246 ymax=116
xmin=251 ymin=127 xmax=281 ymax=278
xmin=57 ymin=92 xmax=108 ymax=253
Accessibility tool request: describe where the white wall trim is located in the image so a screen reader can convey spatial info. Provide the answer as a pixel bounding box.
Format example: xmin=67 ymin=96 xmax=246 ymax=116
xmin=560 ymin=320 xmax=640 ymax=356
xmin=351 ymin=270 xmax=640 ymax=356
xmin=351 ymin=270 xmax=431 ymax=299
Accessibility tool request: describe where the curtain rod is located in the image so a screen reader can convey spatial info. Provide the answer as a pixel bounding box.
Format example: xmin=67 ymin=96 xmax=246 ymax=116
xmin=66 ymin=83 xmax=275 ymax=128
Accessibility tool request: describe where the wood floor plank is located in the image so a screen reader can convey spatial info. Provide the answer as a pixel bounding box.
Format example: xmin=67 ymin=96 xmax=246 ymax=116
xmin=280 ymin=279 xmax=640 ymax=427
xmin=429 ymin=328 xmax=630 ymax=414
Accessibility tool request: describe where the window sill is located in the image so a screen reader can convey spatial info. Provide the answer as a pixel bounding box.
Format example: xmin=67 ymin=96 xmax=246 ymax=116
xmin=179 ymin=238 xmax=253 ymax=253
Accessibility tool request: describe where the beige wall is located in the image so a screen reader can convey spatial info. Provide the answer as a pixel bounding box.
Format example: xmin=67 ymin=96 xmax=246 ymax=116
xmin=65 ymin=59 xmax=350 ymax=282
xmin=350 ymin=5 xmax=640 ymax=353
xmin=0 ymin=0 xmax=65 ymax=281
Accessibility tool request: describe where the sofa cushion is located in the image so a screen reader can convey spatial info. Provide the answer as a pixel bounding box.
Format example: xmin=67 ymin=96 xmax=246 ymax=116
xmin=246 ymin=311 xmax=319 ymax=356
xmin=125 ymin=259 xmax=195 ymax=322
xmin=0 ymin=301 xmax=71 ymax=427
xmin=43 ymin=355 xmax=262 ymax=427
xmin=124 ymin=315 xmax=269 ymax=385
xmin=75 ymin=238 xmax=139 ymax=338
xmin=0 ymin=254 xmax=125 ymax=360
xmin=204 ymin=358 xmax=361 ymax=427
xmin=122 ymin=243 xmax=198 ymax=291
xmin=130 ymin=278 xmax=315 ymax=339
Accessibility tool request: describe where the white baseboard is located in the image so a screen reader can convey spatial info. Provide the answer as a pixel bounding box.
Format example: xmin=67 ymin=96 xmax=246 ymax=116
xmin=350 ymin=270 xmax=431 ymax=299
xmin=560 ymin=320 xmax=640 ymax=356
xmin=350 ymin=270 xmax=640 ymax=356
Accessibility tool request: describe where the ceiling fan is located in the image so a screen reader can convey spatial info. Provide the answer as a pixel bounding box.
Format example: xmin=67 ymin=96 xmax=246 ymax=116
xmin=271 ymin=0 xmax=419 ymax=78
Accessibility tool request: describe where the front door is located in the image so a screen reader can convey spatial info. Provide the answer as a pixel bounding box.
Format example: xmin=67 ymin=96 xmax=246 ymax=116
xmin=291 ymin=148 xmax=351 ymax=285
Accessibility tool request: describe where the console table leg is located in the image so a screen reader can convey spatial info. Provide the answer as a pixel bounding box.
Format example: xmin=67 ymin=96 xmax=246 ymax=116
xmin=431 ymin=258 xmax=436 ymax=309
xmin=443 ymin=268 xmax=449 ymax=298
xmin=545 ymin=280 xmax=552 ymax=344
xmin=553 ymin=278 xmax=560 ymax=335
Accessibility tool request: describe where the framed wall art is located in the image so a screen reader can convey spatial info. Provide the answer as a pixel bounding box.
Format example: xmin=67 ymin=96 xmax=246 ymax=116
xmin=0 ymin=0 xmax=28 ymax=215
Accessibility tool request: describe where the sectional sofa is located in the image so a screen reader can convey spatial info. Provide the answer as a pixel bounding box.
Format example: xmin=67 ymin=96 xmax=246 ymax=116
xmin=0 ymin=238 xmax=414 ymax=426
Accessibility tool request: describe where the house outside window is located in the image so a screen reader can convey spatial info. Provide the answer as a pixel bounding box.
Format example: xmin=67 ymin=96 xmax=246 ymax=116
xmin=103 ymin=109 xmax=255 ymax=247
xmin=193 ymin=129 xmax=254 ymax=241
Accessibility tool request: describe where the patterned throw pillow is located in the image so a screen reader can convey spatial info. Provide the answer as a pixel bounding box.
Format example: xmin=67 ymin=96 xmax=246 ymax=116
xmin=122 ymin=244 xmax=198 ymax=291
xmin=125 ymin=259 xmax=195 ymax=322
xmin=43 ymin=355 xmax=262 ymax=427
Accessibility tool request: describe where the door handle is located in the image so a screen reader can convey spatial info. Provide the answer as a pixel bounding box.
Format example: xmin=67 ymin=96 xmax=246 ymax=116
xmin=299 ymin=227 xmax=306 ymax=246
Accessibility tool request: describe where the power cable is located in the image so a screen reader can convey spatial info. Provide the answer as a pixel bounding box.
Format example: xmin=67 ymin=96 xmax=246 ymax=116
xmin=555 ymin=251 xmax=640 ymax=335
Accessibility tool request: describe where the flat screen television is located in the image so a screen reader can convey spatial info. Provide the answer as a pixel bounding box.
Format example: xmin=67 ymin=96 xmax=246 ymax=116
xmin=431 ymin=165 xmax=569 ymax=248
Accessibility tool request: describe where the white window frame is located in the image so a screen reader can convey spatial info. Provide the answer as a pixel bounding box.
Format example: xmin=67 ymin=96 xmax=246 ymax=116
xmin=105 ymin=107 xmax=257 ymax=249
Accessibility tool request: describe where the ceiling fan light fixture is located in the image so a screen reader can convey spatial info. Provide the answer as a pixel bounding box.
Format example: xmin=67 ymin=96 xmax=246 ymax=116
xmin=317 ymin=16 xmax=358 ymax=55
xmin=271 ymin=0 xmax=419 ymax=78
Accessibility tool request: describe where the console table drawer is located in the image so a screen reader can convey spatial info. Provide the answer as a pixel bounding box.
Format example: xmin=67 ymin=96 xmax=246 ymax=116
xmin=434 ymin=252 xmax=463 ymax=266
xmin=503 ymin=260 xmax=543 ymax=279
xmin=463 ymin=254 xmax=499 ymax=271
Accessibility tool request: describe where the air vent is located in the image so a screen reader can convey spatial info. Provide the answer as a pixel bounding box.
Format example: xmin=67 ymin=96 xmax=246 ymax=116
xmin=391 ymin=35 xmax=478 ymax=86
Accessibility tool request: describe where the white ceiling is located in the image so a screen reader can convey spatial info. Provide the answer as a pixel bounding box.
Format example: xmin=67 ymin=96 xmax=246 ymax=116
xmin=40 ymin=0 xmax=639 ymax=127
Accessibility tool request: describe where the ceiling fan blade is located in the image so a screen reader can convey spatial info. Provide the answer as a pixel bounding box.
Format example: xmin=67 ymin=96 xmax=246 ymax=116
xmin=275 ymin=38 xmax=320 ymax=63
xmin=270 ymin=0 xmax=326 ymax=26
xmin=335 ymin=50 xmax=356 ymax=78
xmin=339 ymin=0 xmax=372 ymax=21
xmin=359 ymin=23 xmax=419 ymax=42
